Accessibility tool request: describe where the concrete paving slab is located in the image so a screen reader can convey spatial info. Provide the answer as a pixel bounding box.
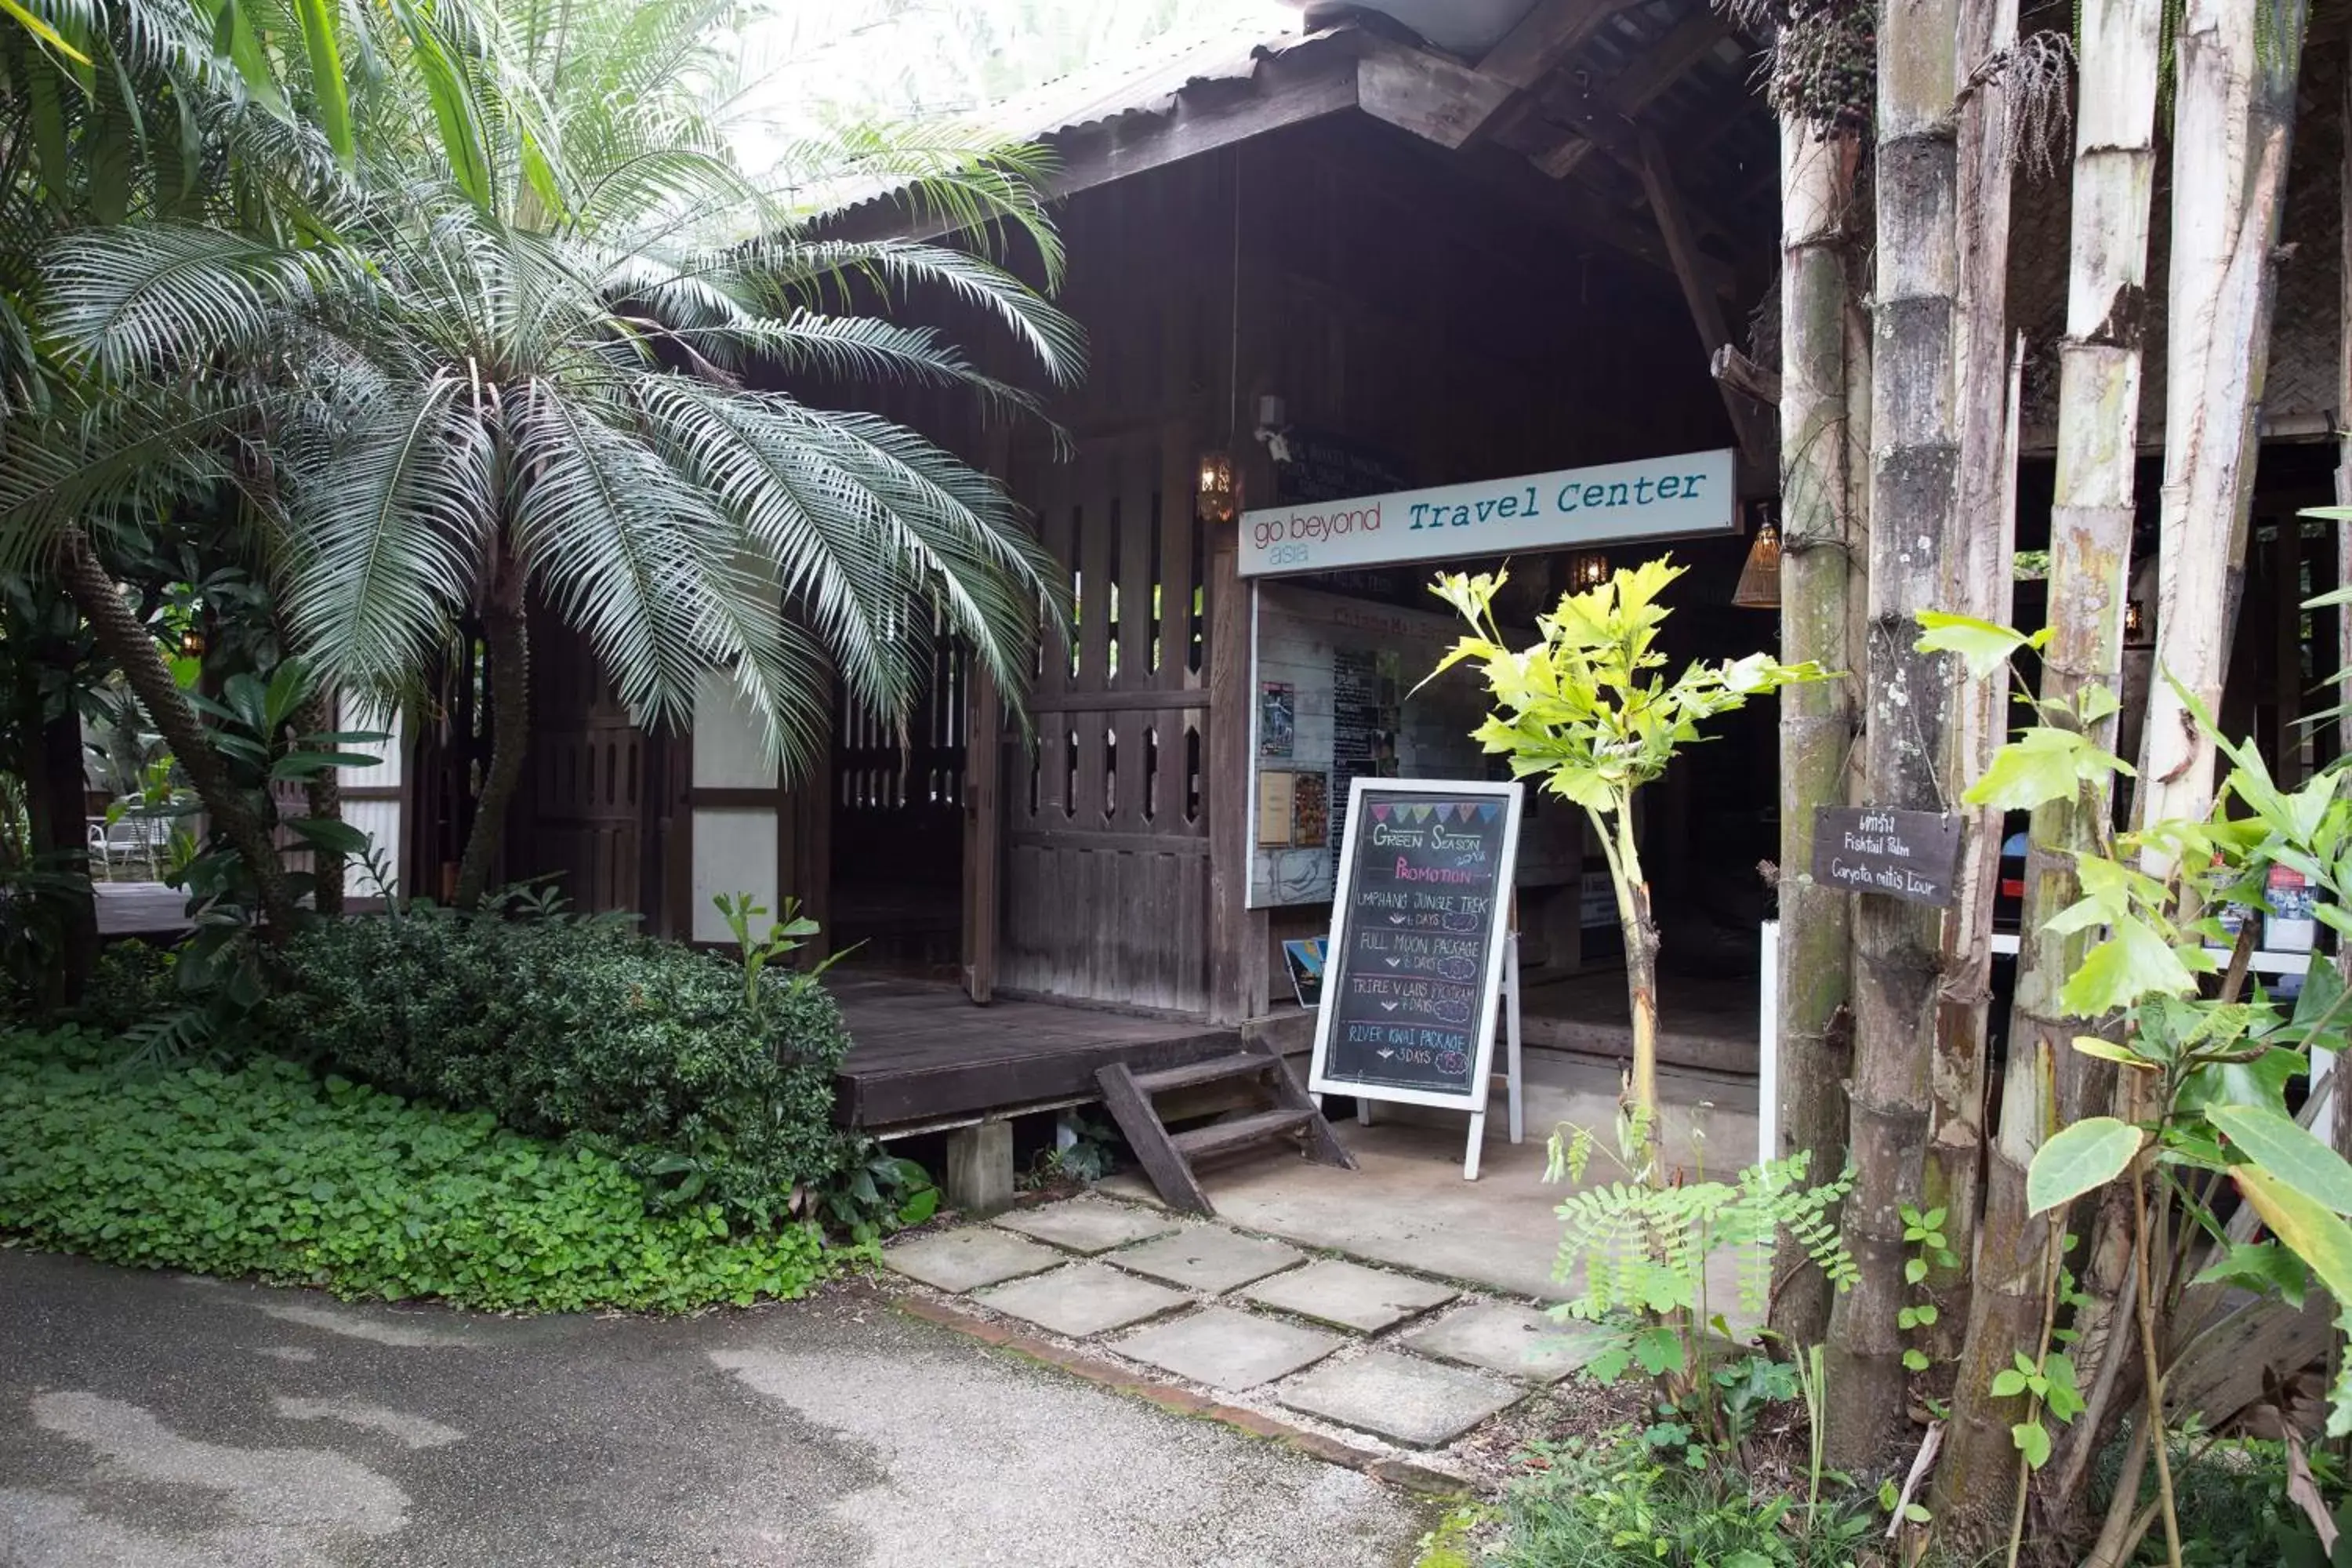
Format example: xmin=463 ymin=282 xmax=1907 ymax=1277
xmin=1402 ymin=1302 xmax=1605 ymax=1385
xmin=992 ymin=1198 xmax=1178 ymax=1255
xmin=1102 ymin=1109 xmax=1754 ymax=1324
xmin=1112 ymin=1306 xmax=1344 ymax=1391
xmin=971 ymin=1263 xmax=1191 ymax=1338
xmin=1239 ymin=1259 xmax=1457 ymax=1334
xmin=1274 ymin=1351 xmax=1524 ymax=1449
xmin=1108 ymin=1228 xmax=1304 ymax=1294
xmin=882 ymin=1228 xmax=1064 ymax=1293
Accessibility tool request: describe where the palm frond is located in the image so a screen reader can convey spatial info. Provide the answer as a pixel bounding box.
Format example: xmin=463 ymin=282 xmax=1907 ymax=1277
xmin=280 ymin=369 xmax=492 ymax=682
xmin=41 ymin=223 xmax=362 ymax=380
xmin=743 ymin=235 xmax=1085 ymax=389
xmin=0 ymin=387 xmax=263 ymax=572
xmin=765 ymin=124 xmax=1068 ymax=290
xmin=507 ymin=379 xmax=714 ymax=731
xmin=630 ymin=373 xmax=919 ymax=724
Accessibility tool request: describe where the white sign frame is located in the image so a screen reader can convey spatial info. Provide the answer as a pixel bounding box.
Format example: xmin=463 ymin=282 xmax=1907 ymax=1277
xmin=1240 ymin=448 xmax=1737 ymax=579
xmin=1308 ymin=776 xmax=1526 ymax=1178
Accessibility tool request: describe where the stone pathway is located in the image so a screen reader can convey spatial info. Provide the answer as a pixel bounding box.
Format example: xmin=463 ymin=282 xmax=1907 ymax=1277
xmin=881 ymin=1194 xmax=1605 ymax=1454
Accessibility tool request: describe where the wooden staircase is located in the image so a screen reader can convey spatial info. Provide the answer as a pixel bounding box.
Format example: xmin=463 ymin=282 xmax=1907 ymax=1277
xmin=1095 ymin=1039 xmax=1356 ymax=1216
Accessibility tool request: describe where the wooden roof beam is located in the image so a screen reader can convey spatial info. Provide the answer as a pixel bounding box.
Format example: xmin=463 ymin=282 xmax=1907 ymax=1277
xmin=1460 ymin=0 xmax=1646 ymax=151
xmin=1537 ymin=12 xmax=1733 ymax=179
xmin=1637 ymin=128 xmax=1773 ymax=469
xmin=1348 ymin=33 xmax=1748 ymax=303
xmin=1380 ymin=116 xmax=1741 ymax=300
xmin=1476 ymin=0 xmax=1646 ymax=89
xmin=1356 ymin=34 xmax=1515 ymax=147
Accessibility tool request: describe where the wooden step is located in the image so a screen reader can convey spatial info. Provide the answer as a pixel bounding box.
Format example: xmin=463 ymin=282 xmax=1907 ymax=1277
xmin=1094 ymin=1040 xmax=1355 ymax=1218
xmin=1129 ymin=1053 xmax=1279 ymax=1095
xmin=1171 ymin=1107 xmax=1319 ymax=1160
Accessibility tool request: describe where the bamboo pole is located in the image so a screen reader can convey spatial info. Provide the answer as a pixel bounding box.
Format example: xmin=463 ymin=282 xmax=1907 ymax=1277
xmin=1825 ymin=0 xmax=1962 ymax=1473
xmin=1934 ymin=0 xmax=2165 ymax=1543
xmin=2334 ymin=16 xmax=2352 ymax=1166
xmin=2133 ymin=0 xmax=2310 ymax=848
xmin=2055 ymin=0 xmax=2310 ymax=1509
xmin=1926 ymin=0 xmax=2021 ymax=1366
xmin=1770 ymin=118 xmax=1862 ymax=1349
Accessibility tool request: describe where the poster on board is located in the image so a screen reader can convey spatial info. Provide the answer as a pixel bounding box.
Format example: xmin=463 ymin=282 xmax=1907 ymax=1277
xmin=1308 ymin=778 xmax=1523 ymax=1112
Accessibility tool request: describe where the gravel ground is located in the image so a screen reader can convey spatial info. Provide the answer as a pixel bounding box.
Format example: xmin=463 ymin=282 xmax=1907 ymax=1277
xmin=0 ymin=1249 xmax=1429 ymax=1567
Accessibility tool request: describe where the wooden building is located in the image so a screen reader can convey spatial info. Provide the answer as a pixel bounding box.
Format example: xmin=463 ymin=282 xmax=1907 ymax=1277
xmin=391 ymin=3 xmax=2352 ymax=1152
xmin=470 ymin=2 xmax=1769 ymax=1061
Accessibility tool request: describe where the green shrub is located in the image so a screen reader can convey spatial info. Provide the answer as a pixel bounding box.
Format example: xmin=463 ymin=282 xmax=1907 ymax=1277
xmin=1479 ymin=1432 xmax=1873 ymax=1568
xmin=260 ymin=916 xmax=851 ymax=1230
xmin=0 ymin=1025 xmax=839 ymax=1311
xmin=74 ymin=938 xmax=177 ymax=1033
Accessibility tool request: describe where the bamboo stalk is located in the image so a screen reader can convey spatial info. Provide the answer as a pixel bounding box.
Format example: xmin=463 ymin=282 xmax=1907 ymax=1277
xmin=1927 ymin=0 xmax=2022 ymax=1365
xmin=2056 ymin=0 xmax=2312 ymax=1504
xmin=1935 ymin=0 xmax=2165 ymax=1544
xmin=2133 ymin=0 xmax=2310 ymax=848
xmin=1769 ymin=118 xmax=1861 ymax=1348
xmin=1826 ymin=0 xmax=1963 ymax=1473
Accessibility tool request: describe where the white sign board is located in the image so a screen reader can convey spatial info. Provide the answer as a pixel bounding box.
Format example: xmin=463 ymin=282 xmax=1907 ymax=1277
xmin=1240 ymin=448 xmax=1738 ymax=579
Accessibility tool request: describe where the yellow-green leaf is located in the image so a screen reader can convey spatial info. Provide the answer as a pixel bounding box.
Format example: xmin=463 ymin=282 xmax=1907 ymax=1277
xmin=2070 ymin=1035 xmax=2154 ymax=1070
xmin=2012 ymin=1421 xmax=2052 ymax=1469
xmin=2234 ymin=1165 xmax=2352 ymax=1306
xmin=2209 ymin=1104 xmax=2352 ymax=1216
xmin=292 ymin=0 xmax=352 ymax=165
xmin=2058 ymin=916 xmax=2197 ymax=1015
xmin=1 ymin=0 xmax=89 ymax=64
xmin=1965 ymin=728 xmax=2117 ymax=811
xmin=2027 ymin=1116 xmax=2143 ymax=1216
xmin=1916 ymin=611 xmax=2038 ymax=681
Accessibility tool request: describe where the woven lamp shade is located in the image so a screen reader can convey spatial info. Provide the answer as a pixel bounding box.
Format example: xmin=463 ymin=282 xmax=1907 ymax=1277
xmin=1732 ymin=518 xmax=1780 ymax=609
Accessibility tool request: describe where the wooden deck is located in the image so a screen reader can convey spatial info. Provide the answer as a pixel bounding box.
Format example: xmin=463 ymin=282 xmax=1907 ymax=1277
xmin=827 ymin=973 xmax=1237 ymax=1131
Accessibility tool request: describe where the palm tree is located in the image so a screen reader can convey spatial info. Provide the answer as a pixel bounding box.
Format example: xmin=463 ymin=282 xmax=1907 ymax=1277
xmin=0 ymin=0 xmax=372 ymax=934
xmin=34 ymin=0 xmax=1082 ymax=909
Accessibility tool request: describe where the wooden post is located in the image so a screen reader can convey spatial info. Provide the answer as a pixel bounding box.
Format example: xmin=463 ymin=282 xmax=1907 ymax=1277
xmin=1206 ymin=514 xmax=1260 ymax=1026
xmin=1638 ymin=129 xmax=1775 ymax=478
xmin=963 ymin=666 xmax=1002 ymax=1003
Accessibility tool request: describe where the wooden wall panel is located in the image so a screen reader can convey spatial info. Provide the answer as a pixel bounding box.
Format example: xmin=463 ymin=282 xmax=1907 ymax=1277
xmin=511 ymin=605 xmax=649 ymax=917
xmin=1001 ymin=416 xmax=1214 ymax=1014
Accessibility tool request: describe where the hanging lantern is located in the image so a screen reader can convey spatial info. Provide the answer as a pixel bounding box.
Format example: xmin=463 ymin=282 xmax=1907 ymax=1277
xmin=1568 ymin=551 xmax=1610 ymax=590
xmin=2124 ymin=599 xmax=2147 ymax=643
xmin=1733 ymin=507 xmax=1781 ymax=609
xmin=177 ymin=626 xmax=206 ymax=659
xmin=1196 ymin=449 xmax=1238 ymax=525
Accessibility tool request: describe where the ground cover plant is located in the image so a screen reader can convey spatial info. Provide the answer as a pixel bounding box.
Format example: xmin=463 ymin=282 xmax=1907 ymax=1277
xmin=0 ymin=1025 xmax=839 ymax=1311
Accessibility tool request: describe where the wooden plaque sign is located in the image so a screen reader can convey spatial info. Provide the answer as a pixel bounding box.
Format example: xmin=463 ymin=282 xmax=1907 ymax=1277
xmin=1308 ymin=779 xmax=1524 ymax=1110
xmin=1812 ymin=807 xmax=1962 ymax=907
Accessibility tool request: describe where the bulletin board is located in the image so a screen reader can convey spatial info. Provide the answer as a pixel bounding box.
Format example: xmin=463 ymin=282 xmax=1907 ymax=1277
xmin=1246 ymin=583 xmax=1580 ymax=908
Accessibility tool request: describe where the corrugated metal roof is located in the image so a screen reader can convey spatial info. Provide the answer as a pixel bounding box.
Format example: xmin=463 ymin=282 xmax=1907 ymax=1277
xmin=816 ymin=18 xmax=1348 ymax=228
xmin=961 ymin=17 xmax=1333 ymax=146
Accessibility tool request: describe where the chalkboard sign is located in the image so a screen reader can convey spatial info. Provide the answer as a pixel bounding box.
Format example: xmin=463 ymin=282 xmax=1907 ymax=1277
xmin=1308 ymin=779 xmax=1524 ymax=1109
xmin=1811 ymin=807 xmax=1962 ymax=907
